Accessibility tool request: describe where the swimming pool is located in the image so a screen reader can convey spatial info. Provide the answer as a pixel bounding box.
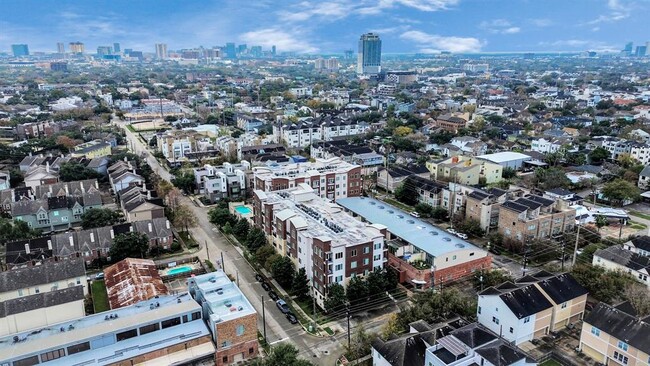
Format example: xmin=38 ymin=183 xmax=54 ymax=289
xmin=167 ymin=266 xmax=192 ymax=275
xmin=234 ymin=206 xmax=252 ymax=215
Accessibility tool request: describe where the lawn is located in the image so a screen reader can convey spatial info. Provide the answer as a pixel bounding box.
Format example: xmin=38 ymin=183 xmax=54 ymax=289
xmin=539 ymin=359 xmax=562 ymax=366
xmin=177 ymin=231 xmax=198 ymax=248
xmin=629 ymin=210 xmax=650 ymax=221
xmin=629 ymin=220 xmax=648 ymax=230
xmin=91 ymin=280 xmax=110 ymax=313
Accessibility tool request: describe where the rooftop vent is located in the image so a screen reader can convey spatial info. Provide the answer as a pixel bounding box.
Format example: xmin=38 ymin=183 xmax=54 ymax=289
xmin=443 ymin=238 xmax=451 ymax=242
xmin=430 ymin=231 xmax=438 ymax=235
xmin=407 ymin=220 xmax=415 ymax=224
xmin=455 ymin=243 xmax=465 ymax=248
xmin=388 ymin=210 xmax=394 ymax=214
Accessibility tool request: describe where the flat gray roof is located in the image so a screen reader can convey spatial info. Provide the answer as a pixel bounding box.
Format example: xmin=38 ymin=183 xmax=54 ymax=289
xmin=336 ymin=197 xmax=482 ymax=257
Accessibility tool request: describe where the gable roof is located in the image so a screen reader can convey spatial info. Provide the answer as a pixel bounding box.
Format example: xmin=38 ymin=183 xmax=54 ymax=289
xmin=535 ymin=273 xmax=587 ymax=305
xmin=595 ymin=245 xmax=650 ymax=272
xmin=585 ymin=302 xmax=650 ymax=355
xmin=0 ymin=257 xmax=86 ymax=293
xmin=371 ymin=333 xmax=432 ymax=366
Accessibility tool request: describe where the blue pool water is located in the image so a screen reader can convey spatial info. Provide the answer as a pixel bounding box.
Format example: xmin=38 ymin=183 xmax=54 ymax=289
xmin=235 ymin=206 xmax=252 ymax=215
xmin=168 ymin=266 xmax=192 ymax=275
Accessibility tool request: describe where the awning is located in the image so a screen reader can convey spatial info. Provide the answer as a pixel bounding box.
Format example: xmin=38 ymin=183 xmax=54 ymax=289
xmin=411 ymin=279 xmax=428 ymax=285
xmin=436 ymin=335 xmax=467 ymax=357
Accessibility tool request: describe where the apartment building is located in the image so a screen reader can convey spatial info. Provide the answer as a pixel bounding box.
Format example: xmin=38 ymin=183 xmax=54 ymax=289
xmin=530 ymin=137 xmax=565 ymax=154
xmin=253 ymin=185 xmax=386 ymax=308
xmin=579 ymin=302 xmax=649 ymax=366
xmin=477 ymin=271 xmax=587 ymax=345
xmin=465 ymin=188 xmax=509 ymax=232
xmin=0 ymin=293 xmax=215 ymax=366
xmin=427 ymin=156 xmax=503 ymax=185
xmin=406 ymin=175 xmax=447 ymax=207
xmin=0 ymin=258 xmax=87 ymax=337
xmin=275 ymin=116 xmax=371 ymax=148
xmin=593 ymin=236 xmax=650 ymax=289
xmin=71 ymin=139 xmax=112 ymax=159
xmin=377 ymin=165 xmax=430 ymax=193
xmin=310 ymin=141 xmax=384 ymax=175
xmin=434 ymin=114 xmax=468 ymax=133
xmin=252 ymin=157 xmax=362 ymax=201
xmin=188 ymin=271 xmax=259 ymax=365
xmin=193 ymin=161 xmax=251 ymax=202
xmin=497 ymin=194 xmax=575 ymax=242
xmin=159 ymin=130 xmax=214 ymax=162
xmin=337 ymin=196 xmax=491 ymax=291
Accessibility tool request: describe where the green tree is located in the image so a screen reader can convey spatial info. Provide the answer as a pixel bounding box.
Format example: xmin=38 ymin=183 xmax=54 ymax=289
xmin=109 ymin=232 xmax=149 ymax=262
xmin=271 ymin=256 xmax=295 ymax=289
xmin=571 ymin=264 xmax=634 ymax=303
xmin=431 ymin=207 xmax=449 ymax=221
xmin=8 ymin=168 xmax=23 ymax=188
xmin=59 ymin=162 xmax=100 ymax=182
xmin=324 ymin=283 xmax=347 ymax=312
xmin=588 ymin=147 xmax=610 ymax=164
xmin=346 ymin=276 xmax=370 ymax=304
xmin=255 ymin=245 xmax=276 ymax=267
xmin=208 ymin=207 xmax=238 ymax=227
xmin=171 ymin=171 xmax=196 ymax=193
xmin=533 ymin=167 xmax=571 ymax=190
xmin=394 ymin=181 xmax=418 ymax=206
xmin=0 ymin=218 xmax=42 ymax=244
xmin=501 ymin=167 xmax=517 ymax=179
xmin=345 ymin=325 xmax=373 ymax=362
xmin=233 ymin=218 xmax=250 ymax=238
xmin=81 ymin=208 xmax=123 ymax=229
xmin=251 ymin=343 xmax=314 ymax=366
xmin=473 ymin=269 xmax=514 ymax=290
xmin=245 ymin=227 xmax=267 ymax=251
xmin=595 ymin=215 xmax=608 ymax=232
xmin=291 ymin=267 xmax=310 ymax=300
xmin=414 ymin=203 xmax=434 ymax=218
xmin=172 ymin=204 xmax=197 ymax=232
xmin=601 ymin=179 xmax=640 ymax=206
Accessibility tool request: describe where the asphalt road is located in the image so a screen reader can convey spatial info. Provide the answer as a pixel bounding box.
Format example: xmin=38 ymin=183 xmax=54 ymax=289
xmin=118 ymin=122 xmax=328 ymax=358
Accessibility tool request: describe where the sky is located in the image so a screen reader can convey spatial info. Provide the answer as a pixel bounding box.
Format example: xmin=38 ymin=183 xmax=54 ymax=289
xmin=1 ymin=0 xmax=650 ymax=55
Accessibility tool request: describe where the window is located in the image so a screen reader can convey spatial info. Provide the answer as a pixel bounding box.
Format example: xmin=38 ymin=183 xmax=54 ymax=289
xmin=617 ymin=341 xmax=628 ymax=351
xmin=478 ymin=306 xmax=481 ymax=314
xmin=67 ymin=342 xmax=90 ymax=355
xmin=221 ymin=340 xmax=231 ymax=348
xmin=492 ymin=317 xmax=499 ymax=325
xmin=523 ymin=317 xmax=530 ymax=323
xmin=351 ymin=249 xmax=357 ymax=257
xmin=14 ymin=355 xmax=39 ymax=366
xmin=161 ymin=317 xmax=181 ymax=329
xmin=351 ymin=261 xmax=357 ymax=269
xmin=40 ymin=349 xmax=65 ymax=362
xmin=335 ymin=252 xmax=343 ymax=259
xmin=236 ymin=325 xmax=245 ymax=336
xmin=335 ymin=264 xmax=343 ymax=271
xmin=192 ymin=311 xmax=201 ymax=321
xmin=34 ymin=287 xmax=40 ymax=294
xmin=363 ymin=246 xmax=370 ymax=254
xmin=363 ymin=258 xmax=369 ymax=265
xmin=373 ymin=255 xmax=381 ymax=261
xmin=116 ymin=329 xmax=138 ymax=341
xmin=374 ymin=243 xmax=382 ymax=250
xmin=509 ymin=327 xmax=514 ymax=333
xmin=222 ymin=356 xmax=229 ymax=363
xmin=249 ymin=347 xmax=255 ymax=354
xmin=452 ymin=255 xmax=457 ymax=260
xmin=561 ymin=302 xmax=568 ymax=309
xmin=613 ymin=351 xmax=628 ymax=365
xmin=140 ymin=323 xmax=160 ymax=335
xmin=18 ymin=289 xmax=23 ymax=296
xmin=591 ymin=327 xmax=600 ymax=336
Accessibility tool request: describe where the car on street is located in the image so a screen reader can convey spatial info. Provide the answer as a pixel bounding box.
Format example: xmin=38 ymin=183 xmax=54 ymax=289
xmin=409 ymin=211 xmax=421 ymax=218
xmin=286 ymin=312 xmax=298 ymax=324
xmin=446 ymin=228 xmax=457 ymax=235
xmin=268 ymin=291 xmax=279 ymax=301
xmin=255 ymin=273 xmax=264 ymax=282
xmin=261 ymin=282 xmax=271 ymax=291
xmin=456 ymin=232 xmax=468 ymax=240
xmin=276 ymin=299 xmax=290 ymax=314
xmin=95 ymin=273 xmax=105 ymax=280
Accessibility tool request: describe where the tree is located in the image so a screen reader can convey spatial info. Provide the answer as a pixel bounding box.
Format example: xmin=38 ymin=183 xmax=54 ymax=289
xmin=595 ymin=215 xmax=608 ymax=232
xmin=208 ymin=207 xmax=238 ymax=227
xmin=109 ymin=232 xmax=149 ymax=262
xmin=171 ymin=171 xmax=196 ymax=193
xmin=394 ymin=181 xmax=418 ymax=206
xmin=345 ymin=325 xmax=373 ymax=362
xmin=571 ymin=264 xmax=634 ymax=303
xmin=157 ymin=180 xmax=174 ymax=200
xmin=414 ymin=203 xmax=433 ymax=217
xmin=453 ymin=217 xmax=484 ymax=237
xmin=59 ymin=162 xmax=100 ymax=182
xmin=601 ymin=179 xmax=640 ymax=206
xmin=431 ymin=207 xmax=449 ymax=221
xmin=251 ymin=343 xmax=313 ymax=366
xmin=346 ymin=276 xmax=370 ymax=304
xmin=501 ymin=167 xmax=517 ymax=179
xmin=271 ymin=256 xmax=295 ymax=289
xmin=255 ymin=245 xmax=276 ymax=267
xmin=623 ymin=283 xmax=650 ymax=317
xmin=324 ymin=283 xmax=347 ymax=313
xmin=0 ymin=218 xmax=42 ymax=244
xmin=81 ymin=208 xmax=123 ymax=229
xmin=588 ymin=147 xmax=610 ymax=164
xmin=172 ymin=204 xmax=197 ymax=232
xmin=233 ymin=218 xmax=250 ymax=238
xmin=292 ymin=267 xmax=310 ymax=300
xmin=473 ymin=269 xmax=514 ymax=290
xmin=8 ymin=168 xmax=23 ymax=188
xmin=393 ymin=126 xmax=413 ymax=137
xmin=617 ymin=153 xmax=637 ymax=169
xmin=533 ymin=167 xmax=571 ymax=190
xmin=245 ymin=227 xmax=267 ymax=251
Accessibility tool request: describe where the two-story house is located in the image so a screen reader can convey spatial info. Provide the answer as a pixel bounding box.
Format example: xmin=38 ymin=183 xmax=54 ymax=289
xmin=593 ymin=236 xmax=650 ymax=289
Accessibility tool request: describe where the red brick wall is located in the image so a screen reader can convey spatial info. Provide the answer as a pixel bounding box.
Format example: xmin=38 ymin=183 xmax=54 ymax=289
xmin=108 ymin=335 xmax=214 ymax=366
xmin=345 ymin=242 xmax=373 ymax=277
xmin=215 ymin=313 xmax=259 ymax=366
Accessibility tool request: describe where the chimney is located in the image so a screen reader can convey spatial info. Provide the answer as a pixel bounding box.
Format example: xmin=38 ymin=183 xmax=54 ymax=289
xmin=46 ymin=161 xmax=50 ymax=173
xmin=148 ymin=222 xmax=152 ymax=232
xmin=25 ymin=243 xmax=30 ymax=254
xmin=129 ymin=225 xmax=134 ymax=232
xmin=80 ymin=182 xmax=85 ymax=194
xmin=69 ymin=235 xmax=74 ymax=247
xmin=110 ymin=229 xmax=114 ymax=239
xmin=124 ymin=156 xmax=128 ymax=162
xmin=64 ymin=185 xmax=69 ymax=195
xmin=47 ymin=240 xmax=52 ymax=250
xmin=166 ymin=220 xmax=170 ymax=229
xmin=90 ymin=232 xmax=95 ymax=242
xmin=147 ymin=190 xmax=152 ymax=200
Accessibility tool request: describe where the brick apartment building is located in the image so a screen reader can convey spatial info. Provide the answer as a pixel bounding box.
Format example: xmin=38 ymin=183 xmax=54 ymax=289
xmin=498 ymin=194 xmax=576 ymax=242
xmin=253 ymin=184 xmax=386 ymax=308
xmin=252 ymin=157 xmax=362 ymax=201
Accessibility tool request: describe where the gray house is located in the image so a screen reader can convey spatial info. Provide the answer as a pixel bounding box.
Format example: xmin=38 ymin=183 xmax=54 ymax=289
xmin=10 ymin=192 xmax=103 ymax=231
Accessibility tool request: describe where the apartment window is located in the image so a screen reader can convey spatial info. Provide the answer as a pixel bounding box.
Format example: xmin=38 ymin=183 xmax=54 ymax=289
xmin=335 ymin=264 xmax=343 ymax=271
xmin=363 ymin=246 xmax=370 ymax=254
xmin=351 ymin=261 xmax=357 ymax=269
xmin=116 ymin=329 xmax=138 ymax=341
xmin=161 ymin=317 xmax=181 ymax=329
xmin=17 ymin=289 xmax=23 ymax=296
xmin=14 ymin=355 xmax=39 ymax=366
xmin=591 ymin=327 xmax=600 ymax=336
xmin=67 ymin=341 xmax=90 ymax=355
xmin=221 ymin=340 xmax=231 ymax=348
xmin=363 ymin=258 xmax=369 ymax=265
xmin=236 ymin=325 xmax=245 ymax=336
xmin=478 ymin=306 xmax=481 ymax=314
xmin=509 ymin=327 xmax=514 ymax=333
xmin=452 ymin=255 xmax=457 ymax=260
xmin=613 ymin=351 xmax=628 ymax=365
xmin=40 ymin=349 xmax=65 ymax=362
xmin=335 ymin=252 xmax=343 ymax=259
xmin=34 ymin=287 xmax=40 ymax=294
xmin=373 ymin=255 xmax=381 ymax=261
xmin=374 ymin=243 xmax=382 ymax=250
xmin=335 ymin=275 xmax=343 ymax=282
xmin=139 ymin=323 xmax=160 ymax=335
xmin=617 ymin=341 xmax=629 ymax=351
xmin=492 ymin=317 xmax=499 ymax=325
xmin=182 ymin=314 xmax=189 ymax=323
xmin=222 ymin=356 xmax=228 ymax=363
xmin=192 ymin=311 xmax=201 ymax=320
xmin=561 ymin=302 xmax=568 ymax=309
xmin=351 ymin=249 xmax=357 ymax=257
xmin=249 ymin=347 xmax=255 ymax=354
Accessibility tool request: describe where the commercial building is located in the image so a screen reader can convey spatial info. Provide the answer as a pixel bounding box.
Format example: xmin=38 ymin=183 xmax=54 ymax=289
xmin=578 ymin=302 xmax=650 ymax=366
xmin=477 ymin=271 xmax=587 ymax=345
xmin=69 ymin=42 xmax=84 ymax=54
xmin=357 ymin=33 xmax=382 ymax=75
xmin=476 ymin=152 xmax=533 ymax=170
xmin=71 ymin=139 xmax=112 ymax=159
xmin=193 ymin=162 xmax=251 ymax=202
xmin=497 ymin=194 xmax=575 ymax=242
xmin=252 ymin=157 xmax=362 ymax=201
xmin=155 ymin=43 xmax=168 ymax=59
xmin=0 ymin=293 xmax=215 ymax=366
xmin=57 ymin=42 xmax=65 ymax=53
xmin=11 ymin=44 xmax=29 ymax=57
xmin=104 ymin=258 xmax=168 ymax=310
xmin=0 ymin=258 xmax=87 ymax=337
xmin=337 ymin=196 xmax=491 ymax=290
xmin=253 ymin=185 xmax=386 ymax=308
xmin=188 ymin=271 xmax=259 ymax=365
xmin=385 ymin=70 xmax=417 ymax=85
xmin=434 ymin=114 xmax=468 ymax=133
xmin=427 ymin=156 xmax=503 ymax=185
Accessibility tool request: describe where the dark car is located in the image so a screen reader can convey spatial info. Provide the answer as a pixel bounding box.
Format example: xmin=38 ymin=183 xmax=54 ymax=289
xmin=286 ymin=312 xmax=298 ymax=324
xmin=276 ymin=299 xmax=290 ymax=314
xmin=261 ymin=282 xmax=271 ymax=291
xmin=268 ymin=291 xmax=279 ymax=301
xmin=255 ymin=273 xmax=264 ymax=282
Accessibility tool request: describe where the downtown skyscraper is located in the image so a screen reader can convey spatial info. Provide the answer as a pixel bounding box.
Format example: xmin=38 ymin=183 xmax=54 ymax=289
xmin=155 ymin=43 xmax=168 ymax=59
xmin=357 ymin=33 xmax=381 ymax=75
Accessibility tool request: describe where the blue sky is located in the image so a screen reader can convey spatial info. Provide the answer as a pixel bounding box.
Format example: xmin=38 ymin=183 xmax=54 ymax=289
xmin=1 ymin=0 xmax=649 ymax=54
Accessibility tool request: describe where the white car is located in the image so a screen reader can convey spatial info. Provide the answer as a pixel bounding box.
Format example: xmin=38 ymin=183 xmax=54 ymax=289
xmin=456 ymin=233 xmax=468 ymax=240
xmin=446 ymin=228 xmax=457 ymax=235
xmin=410 ymin=211 xmax=421 ymax=218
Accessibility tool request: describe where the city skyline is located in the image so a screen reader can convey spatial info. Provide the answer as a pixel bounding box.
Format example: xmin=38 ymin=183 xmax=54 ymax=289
xmin=1 ymin=0 xmax=650 ymax=54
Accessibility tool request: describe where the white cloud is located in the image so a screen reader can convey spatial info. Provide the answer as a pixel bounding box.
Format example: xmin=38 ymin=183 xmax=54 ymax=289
xmin=239 ymin=28 xmax=318 ymax=53
xmin=538 ymin=39 xmax=618 ymax=52
xmin=400 ymin=30 xmax=482 ymax=53
xmin=368 ymin=25 xmax=411 ymax=34
xmin=585 ymin=0 xmax=632 ymax=25
xmin=280 ymin=0 xmax=459 ymax=21
xmin=479 ymin=19 xmax=521 ymax=34
xmin=530 ymin=18 xmax=553 ymax=27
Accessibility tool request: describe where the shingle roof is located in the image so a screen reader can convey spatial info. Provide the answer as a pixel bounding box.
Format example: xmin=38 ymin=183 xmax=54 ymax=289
xmin=629 ymin=236 xmax=650 ymax=252
xmin=475 ymin=339 xmax=531 ymax=366
xmin=371 ymin=333 xmax=432 ymax=366
xmin=584 ymin=302 xmax=650 ymax=355
xmin=535 ymin=273 xmax=587 ymax=305
xmin=595 ymin=245 xmax=650 ymax=271
xmin=498 ymin=284 xmax=553 ymax=319
xmin=0 ymin=286 xmax=84 ymax=317
xmin=0 ymin=257 xmax=86 ymax=292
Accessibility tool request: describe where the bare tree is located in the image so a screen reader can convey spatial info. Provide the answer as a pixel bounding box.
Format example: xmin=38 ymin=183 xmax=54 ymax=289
xmin=173 ymin=204 xmax=198 ymax=232
xmin=624 ymin=283 xmax=650 ymax=317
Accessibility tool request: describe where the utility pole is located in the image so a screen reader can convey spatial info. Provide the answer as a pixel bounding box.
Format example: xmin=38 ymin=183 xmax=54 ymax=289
xmin=561 ymin=239 xmax=566 ymax=271
xmin=221 ymin=252 xmax=225 ymax=273
xmin=572 ymin=223 xmax=581 ymax=266
xmin=346 ymin=306 xmax=351 ymax=347
xmin=262 ymin=295 xmax=267 ymax=342
xmin=522 ymin=239 xmax=530 ymax=277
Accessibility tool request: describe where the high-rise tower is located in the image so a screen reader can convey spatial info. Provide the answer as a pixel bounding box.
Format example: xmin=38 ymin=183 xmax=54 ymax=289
xmin=155 ymin=43 xmax=168 ymax=59
xmin=357 ymin=33 xmax=381 ymax=75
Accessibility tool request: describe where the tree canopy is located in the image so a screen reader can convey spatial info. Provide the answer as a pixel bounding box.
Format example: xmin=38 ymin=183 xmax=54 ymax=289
xmin=109 ymin=232 xmax=150 ymax=262
xmin=601 ymin=179 xmax=640 ymax=206
xmin=81 ymin=208 xmax=123 ymax=229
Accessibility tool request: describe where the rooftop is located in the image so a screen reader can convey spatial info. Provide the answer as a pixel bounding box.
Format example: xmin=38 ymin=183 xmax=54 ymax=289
xmin=336 ymin=196 xmax=484 ymax=258
xmin=476 ymin=152 xmax=532 ymax=163
xmin=188 ymin=270 xmax=256 ymax=323
xmin=252 ymin=157 xmax=358 ymax=180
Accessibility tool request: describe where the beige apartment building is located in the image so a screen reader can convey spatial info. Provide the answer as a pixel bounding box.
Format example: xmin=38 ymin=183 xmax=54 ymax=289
xmin=498 ymin=195 xmax=575 ymax=242
xmin=427 ymin=155 xmax=503 ymax=185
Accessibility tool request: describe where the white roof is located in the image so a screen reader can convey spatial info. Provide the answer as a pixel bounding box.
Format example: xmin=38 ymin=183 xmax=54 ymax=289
xmin=476 ymin=152 xmax=531 ymax=163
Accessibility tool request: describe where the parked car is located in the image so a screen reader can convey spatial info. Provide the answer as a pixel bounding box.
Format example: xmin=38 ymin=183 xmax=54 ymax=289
xmin=261 ymin=282 xmax=271 ymax=291
xmin=276 ymin=299 xmax=290 ymax=314
xmin=255 ymin=273 xmax=264 ymax=282
xmin=456 ymin=232 xmax=468 ymax=240
xmin=268 ymin=291 xmax=279 ymax=301
xmin=286 ymin=312 xmax=298 ymax=324
xmin=409 ymin=211 xmax=421 ymax=218
xmin=95 ymin=273 xmax=105 ymax=280
xmin=446 ymin=228 xmax=457 ymax=235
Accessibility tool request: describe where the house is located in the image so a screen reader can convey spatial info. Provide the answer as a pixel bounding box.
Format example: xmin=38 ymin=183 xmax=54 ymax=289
xmin=593 ymin=237 xmax=650 ymax=289
xmin=236 ymin=114 xmax=265 ymax=132
xmin=10 ymin=192 xmax=103 ymax=231
xmin=23 ymin=165 xmax=59 ymax=189
xmin=465 ymin=188 xmax=510 ymax=232
xmin=104 ymin=258 xmax=168 ymax=309
xmin=193 ymin=162 xmax=250 ymax=202
xmin=639 ymin=166 xmax=650 ymax=190
xmin=497 ymin=195 xmax=575 ymax=242
xmin=71 ymin=139 xmax=112 ymax=158
xmin=477 ymin=271 xmax=587 ymax=345
xmin=123 ymin=195 xmax=165 ymax=222
xmin=578 ymin=302 xmax=650 ymax=366
xmin=0 ymin=170 xmax=9 ymax=190
xmin=108 ymin=160 xmax=146 ymax=193
xmin=0 ymin=257 xmax=87 ymax=337
xmin=476 ymin=152 xmax=532 ymax=170
xmin=377 ymin=165 xmax=430 ymax=193
xmin=543 ymin=188 xmax=584 ymax=206
xmin=449 ymin=136 xmax=487 ymax=156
